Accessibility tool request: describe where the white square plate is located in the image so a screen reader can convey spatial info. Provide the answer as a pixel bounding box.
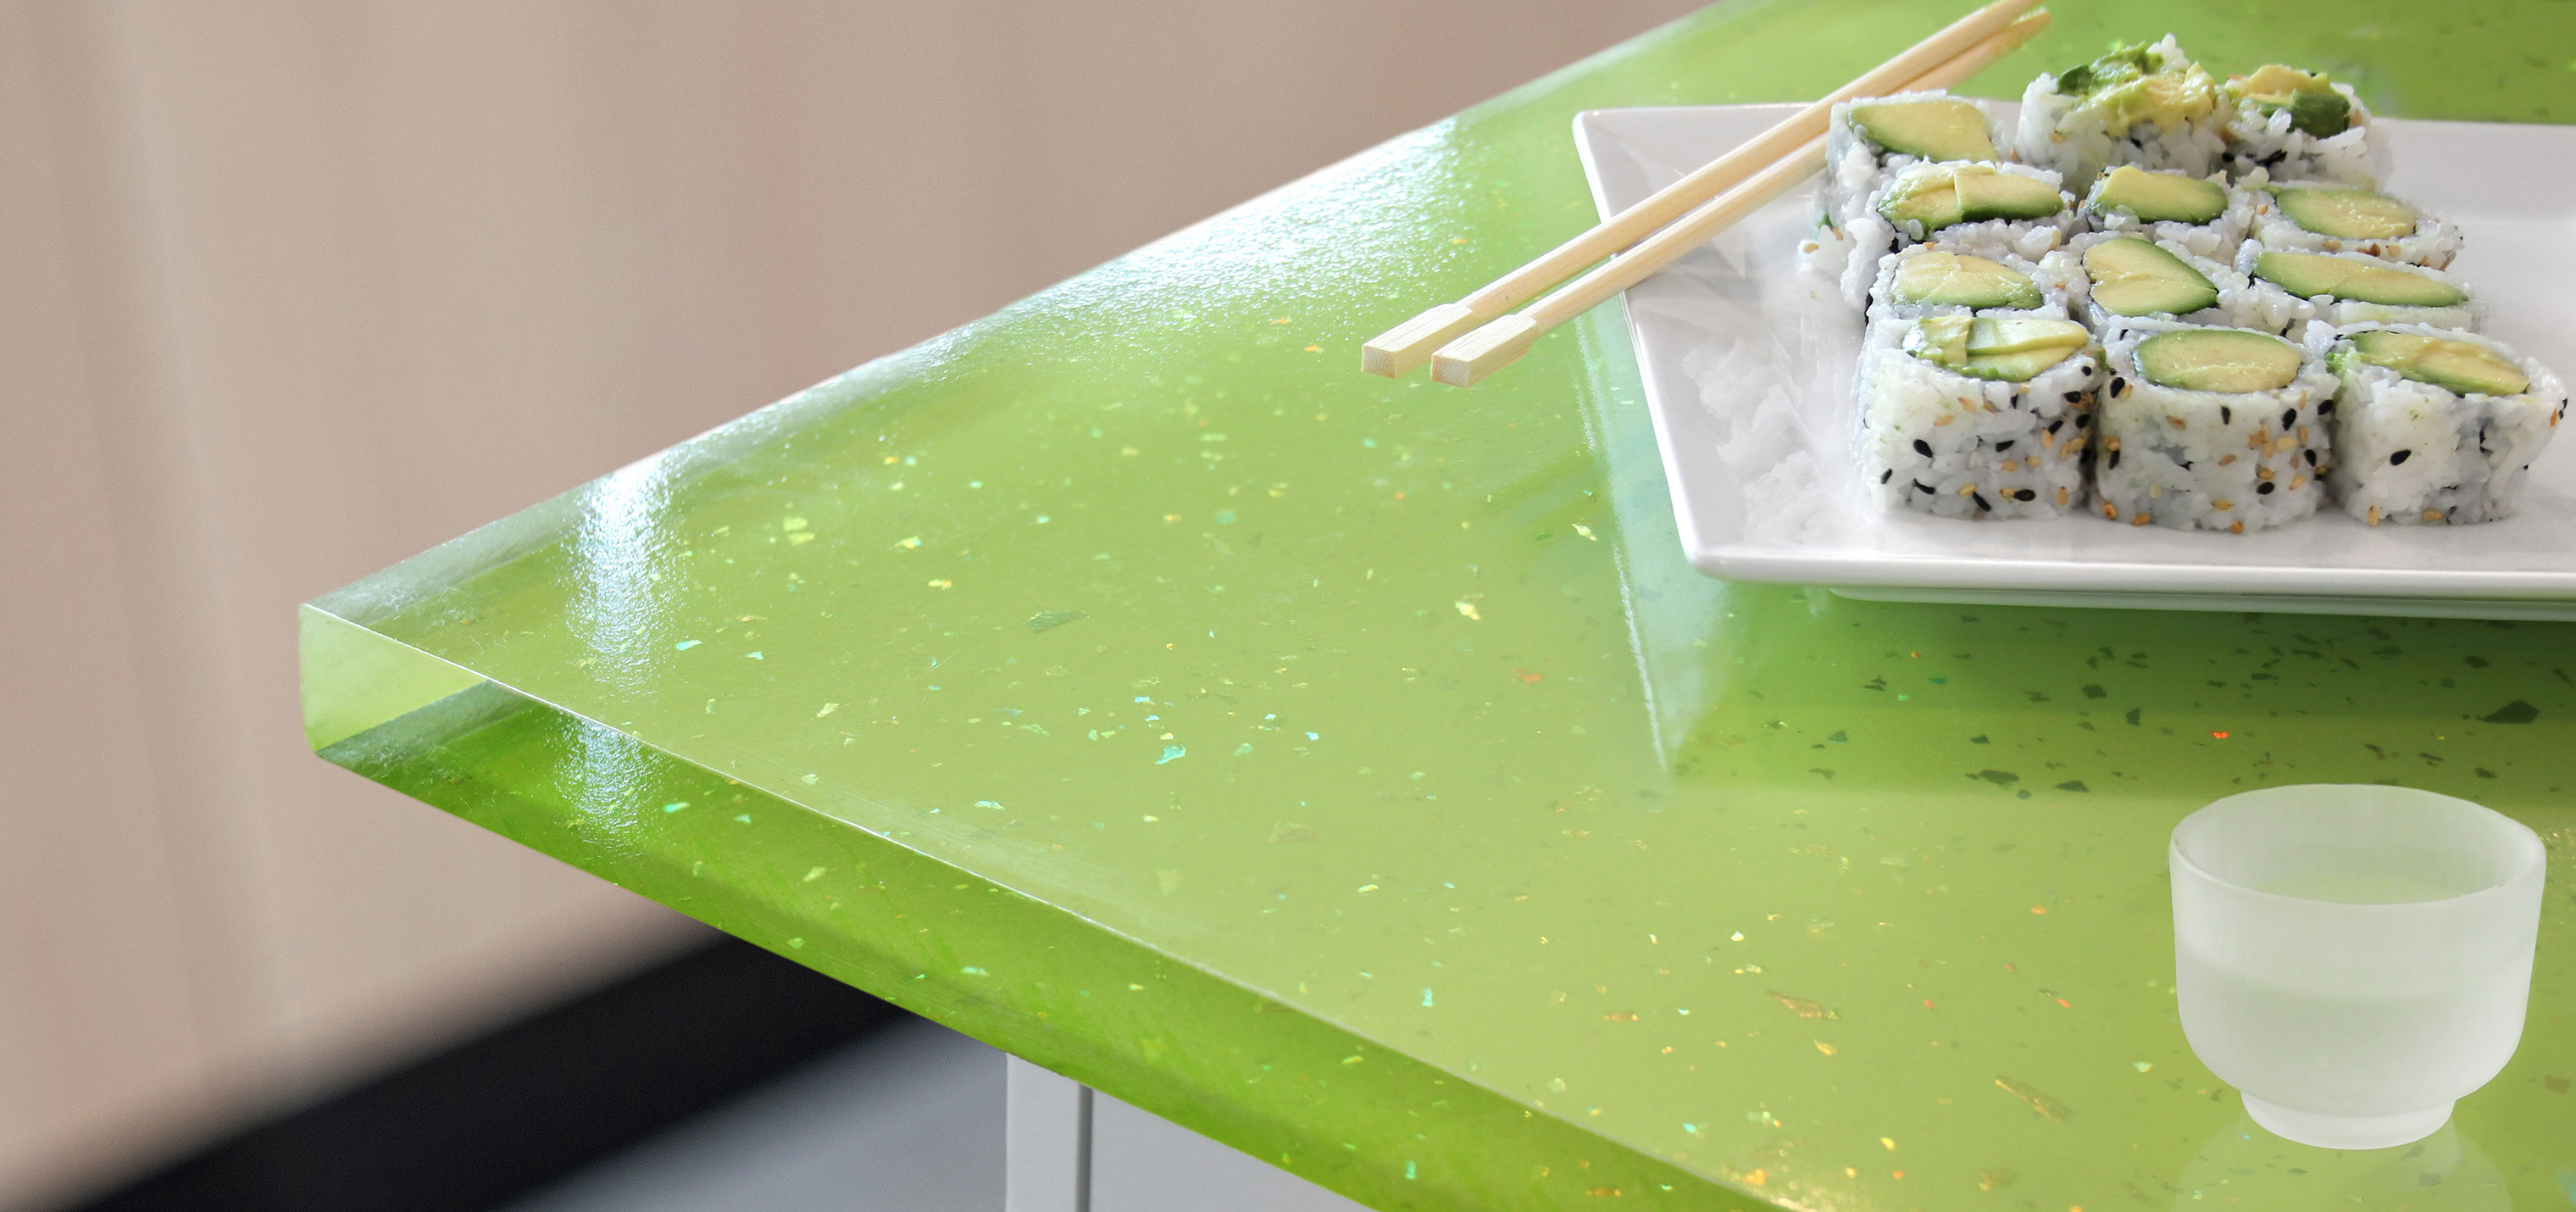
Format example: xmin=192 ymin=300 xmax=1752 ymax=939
xmin=1573 ymin=103 xmax=2576 ymax=620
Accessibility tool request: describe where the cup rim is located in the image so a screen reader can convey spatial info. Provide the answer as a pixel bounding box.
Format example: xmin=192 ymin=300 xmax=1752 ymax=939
xmin=2169 ymin=783 xmax=2545 ymax=909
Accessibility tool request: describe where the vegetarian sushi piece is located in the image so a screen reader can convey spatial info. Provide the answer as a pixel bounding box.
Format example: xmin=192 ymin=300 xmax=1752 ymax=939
xmin=2079 ymin=165 xmax=2251 ymax=259
xmin=1822 ymin=92 xmax=2010 ymax=231
xmin=2220 ymin=65 xmax=2384 ymax=186
xmin=2247 ymin=181 xmax=2460 ymax=269
xmin=2093 ymin=321 xmax=2338 ymax=533
xmin=1813 ymin=92 xmax=2012 ymax=302
xmin=1837 ymin=163 xmax=2077 ymax=307
xmin=2018 ymin=37 xmax=2226 ymax=190
xmin=1857 ymin=312 xmax=2101 ymax=520
xmin=2318 ymin=325 xmax=2568 ymax=525
xmin=2063 ymin=233 xmax=2279 ymax=332
xmin=2240 ymin=246 xmax=2479 ymax=334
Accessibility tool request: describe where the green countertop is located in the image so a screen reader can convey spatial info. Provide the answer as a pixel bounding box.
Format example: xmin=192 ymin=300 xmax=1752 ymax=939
xmin=303 ymin=2 xmax=2576 ymax=1207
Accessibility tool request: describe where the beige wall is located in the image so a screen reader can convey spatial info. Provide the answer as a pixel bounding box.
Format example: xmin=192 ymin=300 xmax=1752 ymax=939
xmin=0 ymin=0 xmax=1704 ymax=1204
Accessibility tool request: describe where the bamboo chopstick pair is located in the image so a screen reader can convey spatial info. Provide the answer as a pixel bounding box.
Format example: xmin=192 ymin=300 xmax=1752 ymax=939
xmin=1362 ymin=0 xmax=2051 ymax=388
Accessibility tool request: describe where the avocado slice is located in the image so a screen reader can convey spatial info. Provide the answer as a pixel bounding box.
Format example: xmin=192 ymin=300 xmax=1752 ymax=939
xmin=2135 ymin=329 xmax=2303 ymax=393
xmin=2101 ymin=68 xmax=2221 ymax=137
xmin=1954 ymin=171 xmax=2066 ymax=220
xmin=2334 ymin=330 xmax=2530 ymax=397
xmin=1907 ymin=315 xmax=2090 ymax=381
xmin=2083 ymin=237 xmax=2220 ymax=317
xmin=2273 ymin=187 xmax=2416 ymax=240
xmin=1888 ymin=251 xmax=2044 ymax=309
xmin=2055 ymin=45 xmax=2156 ymax=97
xmin=1849 ymin=98 xmax=1997 ymax=163
xmin=1878 ymin=166 xmax=2062 ymax=231
xmin=1878 ymin=169 xmax=1963 ymax=230
xmin=2251 ymin=250 xmax=2465 ymax=307
xmin=2090 ymin=166 xmax=2227 ymax=224
xmin=2236 ymin=64 xmax=2352 ymax=137
xmin=2286 ymin=92 xmax=2353 ymax=138
xmin=2239 ymin=64 xmax=2321 ymax=99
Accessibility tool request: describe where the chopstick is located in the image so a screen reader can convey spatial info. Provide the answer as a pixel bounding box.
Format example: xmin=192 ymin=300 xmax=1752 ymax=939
xmin=1425 ymin=8 xmax=2050 ymax=387
xmin=1360 ymin=0 xmax=2039 ymax=380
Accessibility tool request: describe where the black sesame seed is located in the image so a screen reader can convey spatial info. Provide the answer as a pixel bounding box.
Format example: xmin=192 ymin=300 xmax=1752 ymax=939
xmin=2219 ymin=405 xmax=2232 ymax=425
xmin=2108 ymin=449 xmax=2122 ymax=470
xmin=2282 ymin=409 xmax=2297 ymax=428
xmin=1996 ymin=440 xmax=2015 ymax=451
xmin=2063 ymin=391 xmax=2084 ymax=403
xmin=2318 ymin=398 xmax=2334 ymax=415
xmin=1880 ymin=469 xmax=1893 ymax=483
xmin=2110 ymin=375 xmax=2127 ymax=397
xmin=2390 ymin=449 xmax=2412 ymax=464
xmin=1972 ymin=492 xmax=1993 ymax=511
xmin=2305 ymin=448 xmax=2318 ymax=465
xmin=2257 ymin=481 xmax=2277 ymax=495
xmin=1913 ymin=439 xmax=1935 ymax=458
xmin=1913 ymin=481 xmax=1934 ymax=493
xmin=2047 ymin=419 xmax=2064 ymax=433
xmin=2012 ymin=488 xmax=2037 ymax=502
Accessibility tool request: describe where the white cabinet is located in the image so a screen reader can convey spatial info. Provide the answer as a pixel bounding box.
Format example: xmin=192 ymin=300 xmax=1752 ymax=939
xmin=1006 ymin=1058 xmax=1368 ymax=1212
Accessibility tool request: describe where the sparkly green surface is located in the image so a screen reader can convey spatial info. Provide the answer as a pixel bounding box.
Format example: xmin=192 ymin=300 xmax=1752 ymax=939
xmin=305 ymin=2 xmax=2576 ymax=1208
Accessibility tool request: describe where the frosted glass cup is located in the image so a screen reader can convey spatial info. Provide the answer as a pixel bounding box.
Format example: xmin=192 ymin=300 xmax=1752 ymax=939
xmin=2170 ymin=784 xmax=2545 ymax=1150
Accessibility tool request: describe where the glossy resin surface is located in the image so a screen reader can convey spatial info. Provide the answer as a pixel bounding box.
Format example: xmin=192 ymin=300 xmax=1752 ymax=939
xmin=305 ymin=2 xmax=2576 ymax=1208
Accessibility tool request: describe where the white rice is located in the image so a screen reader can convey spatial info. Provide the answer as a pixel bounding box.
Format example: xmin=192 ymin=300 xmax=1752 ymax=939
xmin=2245 ymin=178 xmax=2462 ymax=269
xmin=2221 ymin=83 xmax=2386 ymax=186
xmin=2059 ymin=231 xmax=2272 ymax=332
xmin=2093 ymin=320 xmax=2338 ymax=533
xmin=2237 ymin=243 xmax=2481 ymax=337
xmin=1857 ymin=317 xmax=2102 ymax=520
xmin=2315 ymin=323 xmax=2570 ymax=525
xmin=2016 ymin=36 xmax=2227 ymax=187
xmin=1837 ymin=163 xmax=2077 ymax=309
xmin=2079 ymin=170 xmax=2253 ymax=259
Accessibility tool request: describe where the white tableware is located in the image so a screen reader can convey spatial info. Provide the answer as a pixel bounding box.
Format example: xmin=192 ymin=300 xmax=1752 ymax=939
xmin=1573 ymin=104 xmax=2576 ymax=619
xmin=2169 ymin=784 xmax=2545 ymax=1149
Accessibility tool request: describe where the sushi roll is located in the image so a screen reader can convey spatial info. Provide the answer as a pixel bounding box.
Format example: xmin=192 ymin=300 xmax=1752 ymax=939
xmin=2240 ymin=245 xmax=2479 ymax=335
xmin=2017 ymin=37 xmax=2227 ymax=189
xmin=2318 ymin=324 xmax=2568 ymax=525
xmin=2079 ymin=166 xmax=2252 ymax=260
xmin=1812 ymin=92 xmax=2011 ymax=300
xmin=1857 ymin=312 xmax=2101 ymax=520
xmin=2094 ymin=321 xmax=2337 ymax=533
xmin=2219 ymin=65 xmax=2384 ymax=186
xmin=2062 ymin=233 xmax=2273 ymax=332
xmin=1838 ymin=163 xmax=2077 ymax=308
xmin=2246 ymin=181 xmax=2461 ymax=269
xmin=1822 ymin=92 xmax=2011 ymax=233
xmin=1866 ymin=244 xmax=2075 ymax=325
